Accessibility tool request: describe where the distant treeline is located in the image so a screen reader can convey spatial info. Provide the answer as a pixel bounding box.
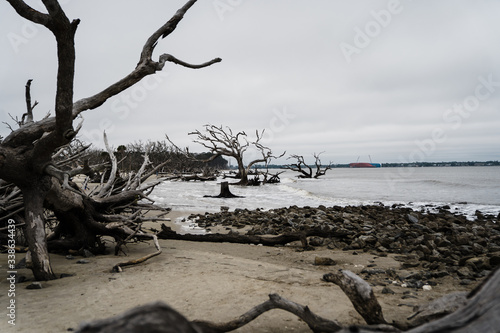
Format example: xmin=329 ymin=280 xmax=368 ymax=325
xmin=86 ymin=140 xmax=228 ymax=174
xmin=255 ymin=160 xmax=500 ymax=169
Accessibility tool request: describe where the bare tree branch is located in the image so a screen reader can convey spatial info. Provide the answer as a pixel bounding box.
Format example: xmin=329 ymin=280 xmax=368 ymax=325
xmin=72 ymin=0 xmax=221 ymax=117
xmin=23 ymin=79 xmax=37 ymax=125
xmin=195 ymin=293 xmax=342 ymax=332
xmin=5 ymin=0 xmax=50 ymax=26
xmin=97 ymin=132 xmax=117 ymax=198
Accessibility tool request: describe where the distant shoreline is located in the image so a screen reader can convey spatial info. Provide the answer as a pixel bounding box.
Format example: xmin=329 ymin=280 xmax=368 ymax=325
xmin=253 ymin=161 xmax=500 ymax=169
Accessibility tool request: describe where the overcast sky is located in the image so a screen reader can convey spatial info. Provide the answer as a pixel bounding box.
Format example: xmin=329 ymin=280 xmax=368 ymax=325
xmin=1 ymin=0 xmax=499 ymax=164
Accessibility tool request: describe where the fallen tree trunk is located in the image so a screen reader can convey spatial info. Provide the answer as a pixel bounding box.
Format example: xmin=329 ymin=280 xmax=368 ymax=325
xmin=157 ymin=223 xmax=352 ymax=248
xmin=157 ymin=224 xmax=310 ymax=247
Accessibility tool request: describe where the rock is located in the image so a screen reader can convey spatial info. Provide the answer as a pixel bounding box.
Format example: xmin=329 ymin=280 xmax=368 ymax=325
xmin=60 ymin=273 xmax=75 ymax=278
xmin=358 ymin=235 xmax=377 ymax=244
xmin=76 ymin=259 xmax=90 ymax=264
xmin=406 ymin=213 xmax=419 ymax=224
xmin=381 ymin=287 xmax=395 ymax=294
xmin=308 ymin=237 xmax=324 ymax=247
xmin=489 ymin=255 xmax=500 ymax=267
xmin=361 ymin=268 xmax=386 ymax=275
xmin=401 ymin=260 xmax=420 ymax=268
xmin=460 ymin=279 xmax=475 ymax=285
xmin=83 ymin=249 xmax=95 ymax=258
xmin=456 ymin=266 xmax=473 ymax=279
xmin=65 ymin=255 xmax=75 ymax=260
xmin=377 ymin=246 xmax=389 ymax=253
xmin=431 ymin=271 xmax=449 ymax=278
xmin=465 ymin=257 xmax=490 ymax=272
xmin=314 ymin=257 xmax=336 ymax=266
xmin=26 ymin=282 xmax=43 ymax=289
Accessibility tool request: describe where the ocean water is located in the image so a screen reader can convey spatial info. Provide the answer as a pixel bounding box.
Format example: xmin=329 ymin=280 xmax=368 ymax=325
xmin=149 ymin=166 xmax=500 ymax=221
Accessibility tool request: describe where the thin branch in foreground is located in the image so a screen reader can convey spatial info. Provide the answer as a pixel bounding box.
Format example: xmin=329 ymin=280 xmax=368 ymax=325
xmin=194 ymin=293 xmax=342 ymax=333
xmin=111 ymin=234 xmax=162 ymax=273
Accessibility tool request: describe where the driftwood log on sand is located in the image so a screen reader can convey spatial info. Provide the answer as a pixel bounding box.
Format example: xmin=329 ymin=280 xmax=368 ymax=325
xmin=75 ymin=266 xmax=500 ymax=332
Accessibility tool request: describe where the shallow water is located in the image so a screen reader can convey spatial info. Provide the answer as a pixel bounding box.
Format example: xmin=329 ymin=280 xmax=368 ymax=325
xmin=149 ymin=166 xmax=500 ymax=220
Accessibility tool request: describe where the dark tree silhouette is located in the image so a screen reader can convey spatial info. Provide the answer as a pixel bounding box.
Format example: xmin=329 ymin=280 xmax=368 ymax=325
xmin=0 ymin=0 xmax=220 ymax=280
xmin=285 ymin=152 xmax=332 ymax=178
xmin=187 ymin=124 xmax=283 ymax=185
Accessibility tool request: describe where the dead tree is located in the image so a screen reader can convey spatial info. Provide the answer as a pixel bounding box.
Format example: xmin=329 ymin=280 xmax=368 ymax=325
xmin=285 ymin=152 xmax=332 ymax=179
xmin=0 ymin=0 xmax=220 ymax=280
xmin=187 ymin=125 xmax=283 ymax=185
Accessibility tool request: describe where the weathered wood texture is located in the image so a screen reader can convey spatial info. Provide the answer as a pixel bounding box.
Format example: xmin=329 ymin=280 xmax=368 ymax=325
xmin=75 ymin=301 xmax=205 ymax=333
xmin=157 ymin=224 xmax=309 ymax=247
xmin=323 ymin=270 xmax=387 ymax=325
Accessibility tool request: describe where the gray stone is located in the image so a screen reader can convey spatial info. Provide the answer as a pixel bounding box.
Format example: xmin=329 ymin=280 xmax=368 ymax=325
xmin=26 ymin=282 xmax=43 ymax=289
xmin=314 ymin=257 xmax=336 ymax=266
xmin=76 ymin=259 xmax=90 ymax=264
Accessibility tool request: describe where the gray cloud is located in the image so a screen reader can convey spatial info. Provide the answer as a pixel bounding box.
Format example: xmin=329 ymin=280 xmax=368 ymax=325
xmin=1 ymin=0 xmax=499 ymax=165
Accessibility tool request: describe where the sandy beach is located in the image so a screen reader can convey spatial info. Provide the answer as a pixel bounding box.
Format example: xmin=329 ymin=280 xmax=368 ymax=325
xmin=0 ymin=209 xmax=478 ymax=332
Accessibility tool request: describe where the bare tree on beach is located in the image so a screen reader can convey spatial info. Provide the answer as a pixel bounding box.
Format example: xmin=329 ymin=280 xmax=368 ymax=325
xmin=187 ymin=124 xmax=284 ymax=185
xmin=0 ymin=0 xmax=220 ymax=280
xmin=285 ymin=152 xmax=332 ymax=178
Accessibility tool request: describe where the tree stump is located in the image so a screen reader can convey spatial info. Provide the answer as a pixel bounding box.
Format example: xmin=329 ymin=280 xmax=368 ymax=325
xmin=204 ymin=181 xmax=242 ymax=198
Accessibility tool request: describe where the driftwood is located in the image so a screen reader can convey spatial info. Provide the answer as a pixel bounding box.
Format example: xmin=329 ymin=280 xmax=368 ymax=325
xmin=75 ymin=301 xmax=205 ymax=333
xmin=157 ymin=222 xmax=354 ymax=248
xmin=74 ymin=264 xmax=500 ymax=332
xmin=194 ymin=293 xmax=342 ymax=332
xmin=182 ymin=174 xmax=217 ymax=181
xmin=75 ymin=294 xmax=341 ymax=333
xmin=323 ymin=270 xmax=387 ymax=326
xmin=157 ymin=224 xmax=310 ymax=247
xmin=111 ymin=234 xmax=162 ymax=273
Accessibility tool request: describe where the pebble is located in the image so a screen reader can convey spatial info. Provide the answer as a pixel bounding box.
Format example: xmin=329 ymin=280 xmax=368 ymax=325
xmin=76 ymin=259 xmax=90 ymax=264
xmin=382 ymin=287 xmax=395 ymax=294
xmin=314 ymin=257 xmax=337 ymax=266
xmin=26 ymin=282 xmax=43 ymax=289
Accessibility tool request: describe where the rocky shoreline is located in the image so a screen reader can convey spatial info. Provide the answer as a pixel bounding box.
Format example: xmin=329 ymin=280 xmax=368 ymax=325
xmin=185 ymin=204 xmax=500 ymax=288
